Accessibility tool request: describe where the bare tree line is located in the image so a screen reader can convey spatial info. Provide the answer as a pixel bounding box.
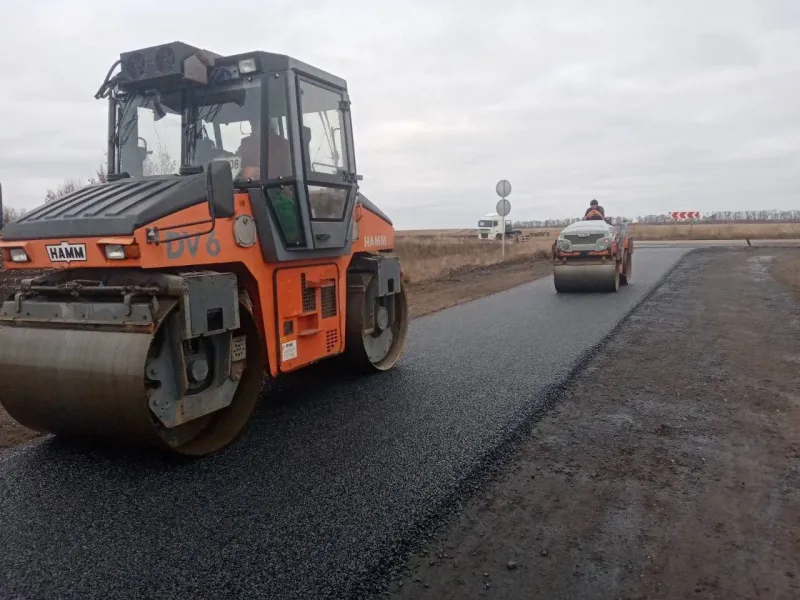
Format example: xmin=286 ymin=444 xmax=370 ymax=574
xmin=513 ymin=209 xmax=800 ymax=229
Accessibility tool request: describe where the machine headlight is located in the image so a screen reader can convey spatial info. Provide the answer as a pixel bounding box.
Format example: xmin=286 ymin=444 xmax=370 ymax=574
xmin=104 ymin=244 xmax=126 ymax=260
xmin=595 ymin=237 xmax=611 ymax=250
xmin=9 ymin=248 xmax=29 ymax=262
xmin=238 ymin=58 xmax=257 ymax=74
xmin=102 ymin=243 xmax=140 ymax=260
xmin=557 ymin=238 xmax=572 ymax=251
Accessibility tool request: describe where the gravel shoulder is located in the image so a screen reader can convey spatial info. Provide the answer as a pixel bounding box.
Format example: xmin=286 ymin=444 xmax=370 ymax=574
xmin=0 ymin=258 xmax=552 ymax=449
xmin=390 ymin=247 xmax=800 ymax=600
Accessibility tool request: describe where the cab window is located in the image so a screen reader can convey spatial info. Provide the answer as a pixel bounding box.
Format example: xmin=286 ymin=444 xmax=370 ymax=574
xmin=298 ymin=80 xmax=349 ymax=221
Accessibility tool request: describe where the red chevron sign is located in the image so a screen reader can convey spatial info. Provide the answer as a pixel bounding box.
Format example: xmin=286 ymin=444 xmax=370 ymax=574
xmin=670 ymin=211 xmax=700 ymax=220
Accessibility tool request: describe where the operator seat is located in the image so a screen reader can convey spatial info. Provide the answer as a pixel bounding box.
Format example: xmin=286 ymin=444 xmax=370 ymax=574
xmin=193 ymin=136 xmax=219 ymax=167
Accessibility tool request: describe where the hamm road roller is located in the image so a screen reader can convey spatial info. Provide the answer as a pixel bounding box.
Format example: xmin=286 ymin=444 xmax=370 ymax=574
xmin=0 ymin=42 xmax=408 ymax=456
xmin=552 ymin=211 xmax=633 ymax=293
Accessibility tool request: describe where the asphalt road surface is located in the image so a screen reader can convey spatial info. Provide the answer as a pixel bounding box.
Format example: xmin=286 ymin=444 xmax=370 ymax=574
xmin=0 ymin=247 xmax=691 ymax=600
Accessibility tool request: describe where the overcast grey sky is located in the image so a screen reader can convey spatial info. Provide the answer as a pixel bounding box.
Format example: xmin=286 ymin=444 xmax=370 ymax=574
xmin=1 ymin=0 xmax=798 ymax=229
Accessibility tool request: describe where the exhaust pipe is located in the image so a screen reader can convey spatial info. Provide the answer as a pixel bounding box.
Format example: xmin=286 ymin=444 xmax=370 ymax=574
xmin=0 ymin=182 xmax=4 ymax=230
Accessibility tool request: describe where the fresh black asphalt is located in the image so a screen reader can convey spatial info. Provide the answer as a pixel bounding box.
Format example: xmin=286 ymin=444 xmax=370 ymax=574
xmin=0 ymin=247 xmax=691 ymax=600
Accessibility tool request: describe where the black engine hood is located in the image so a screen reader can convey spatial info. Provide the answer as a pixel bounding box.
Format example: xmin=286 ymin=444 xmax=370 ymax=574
xmin=2 ymin=174 xmax=208 ymax=241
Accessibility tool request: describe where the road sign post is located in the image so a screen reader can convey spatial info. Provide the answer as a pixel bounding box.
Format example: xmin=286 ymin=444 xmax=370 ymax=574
xmin=495 ymin=180 xmax=512 ymax=258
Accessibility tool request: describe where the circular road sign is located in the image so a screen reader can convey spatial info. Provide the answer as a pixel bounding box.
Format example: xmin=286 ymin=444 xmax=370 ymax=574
xmin=495 ymin=179 xmax=512 ymax=198
xmin=496 ymin=198 xmax=511 ymax=217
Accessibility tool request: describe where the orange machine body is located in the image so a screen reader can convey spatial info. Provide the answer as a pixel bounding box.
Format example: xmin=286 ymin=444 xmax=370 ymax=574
xmin=0 ymin=193 xmax=396 ymax=379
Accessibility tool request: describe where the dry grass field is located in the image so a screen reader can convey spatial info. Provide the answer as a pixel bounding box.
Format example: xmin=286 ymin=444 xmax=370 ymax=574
xmin=395 ymin=235 xmax=551 ymax=284
xmin=401 ymin=221 xmax=800 ymax=242
xmin=396 ymin=222 xmax=800 ymax=283
xmin=628 ymin=221 xmax=800 ymax=240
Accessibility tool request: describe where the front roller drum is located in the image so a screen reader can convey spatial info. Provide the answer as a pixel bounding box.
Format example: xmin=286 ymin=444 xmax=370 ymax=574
xmin=0 ymin=307 xmax=264 ymax=456
xmin=344 ymin=272 xmax=409 ymax=371
xmin=0 ymin=327 xmax=157 ymax=444
xmin=553 ymin=261 xmax=620 ymax=293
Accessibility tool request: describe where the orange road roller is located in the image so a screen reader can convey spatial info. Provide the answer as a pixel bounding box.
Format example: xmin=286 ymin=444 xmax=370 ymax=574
xmin=552 ymin=214 xmax=633 ymax=293
xmin=0 ymin=42 xmax=408 ymax=456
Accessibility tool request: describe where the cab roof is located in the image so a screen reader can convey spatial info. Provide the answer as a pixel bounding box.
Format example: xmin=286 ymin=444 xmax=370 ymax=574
xmin=116 ymin=41 xmax=347 ymax=94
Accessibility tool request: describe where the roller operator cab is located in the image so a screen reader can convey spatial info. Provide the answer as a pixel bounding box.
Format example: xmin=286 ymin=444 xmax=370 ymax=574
xmin=0 ymin=42 xmax=408 ymax=456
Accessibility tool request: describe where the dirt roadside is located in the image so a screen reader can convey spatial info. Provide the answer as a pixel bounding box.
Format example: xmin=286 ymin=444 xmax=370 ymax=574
xmin=389 ymin=247 xmax=800 ymax=600
xmin=771 ymin=250 xmax=800 ymax=304
xmin=0 ymin=258 xmax=552 ymax=449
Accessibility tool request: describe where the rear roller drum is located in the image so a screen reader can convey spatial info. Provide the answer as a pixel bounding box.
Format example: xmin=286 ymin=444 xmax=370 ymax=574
xmin=607 ymin=265 xmax=620 ymax=292
xmin=344 ymin=272 xmax=409 ymax=371
xmin=620 ymin=251 xmax=632 ymax=286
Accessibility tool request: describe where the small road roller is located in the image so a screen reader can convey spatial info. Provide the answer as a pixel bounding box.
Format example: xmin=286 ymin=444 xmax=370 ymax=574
xmin=552 ymin=214 xmax=633 ymax=293
xmin=0 ymin=42 xmax=408 ymax=456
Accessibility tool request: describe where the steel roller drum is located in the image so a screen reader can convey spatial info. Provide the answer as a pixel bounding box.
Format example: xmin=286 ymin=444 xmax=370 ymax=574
xmin=0 ymin=326 xmax=162 ymax=446
xmin=553 ymin=262 xmax=619 ymax=293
